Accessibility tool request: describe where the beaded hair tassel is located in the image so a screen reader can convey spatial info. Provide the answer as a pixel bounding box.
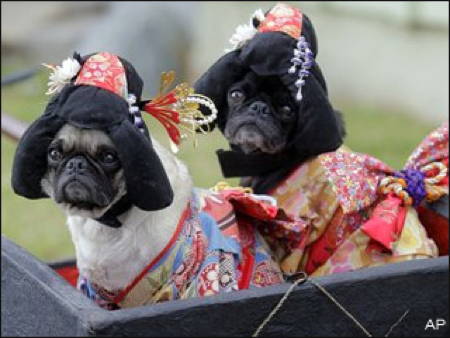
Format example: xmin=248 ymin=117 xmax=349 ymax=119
xmin=288 ymin=36 xmax=315 ymax=101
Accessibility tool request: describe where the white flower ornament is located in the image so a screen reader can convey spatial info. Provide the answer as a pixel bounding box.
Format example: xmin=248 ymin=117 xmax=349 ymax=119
xmin=226 ymin=9 xmax=265 ymax=52
xmin=43 ymin=57 xmax=81 ymax=95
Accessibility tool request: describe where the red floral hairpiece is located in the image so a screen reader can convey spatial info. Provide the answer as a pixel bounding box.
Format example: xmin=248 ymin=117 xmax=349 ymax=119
xmin=142 ymin=71 xmax=217 ymax=152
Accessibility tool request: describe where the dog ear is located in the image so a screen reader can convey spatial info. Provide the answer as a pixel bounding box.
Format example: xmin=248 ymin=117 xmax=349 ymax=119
xmin=194 ymin=50 xmax=246 ymax=131
xmin=11 ymin=98 xmax=66 ymax=199
xmin=290 ymin=70 xmax=345 ymax=158
xmin=108 ymin=119 xmax=174 ymax=211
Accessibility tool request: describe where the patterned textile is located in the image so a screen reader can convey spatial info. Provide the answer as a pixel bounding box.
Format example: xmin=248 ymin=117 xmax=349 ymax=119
xmin=74 ymin=52 xmax=128 ymax=100
xmin=268 ymin=123 xmax=448 ymax=277
xmin=78 ymin=187 xmax=306 ymax=309
xmin=257 ymin=3 xmax=303 ymax=39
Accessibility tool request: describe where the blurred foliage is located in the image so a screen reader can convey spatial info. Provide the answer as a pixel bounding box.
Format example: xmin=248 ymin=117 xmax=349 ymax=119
xmin=1 ymin=60 xmax=436 ymax=261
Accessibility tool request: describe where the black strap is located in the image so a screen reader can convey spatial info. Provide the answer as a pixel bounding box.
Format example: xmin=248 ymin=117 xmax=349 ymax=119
xmin=95 ymin=194 xmax=133 ymax=228
xmin=216 ymin=149 xmax=295 ymax=177
xmin=249 ymin=164 xmax=301 ymax=194
xmin=217 ymin=148 xmax=310 ymax=194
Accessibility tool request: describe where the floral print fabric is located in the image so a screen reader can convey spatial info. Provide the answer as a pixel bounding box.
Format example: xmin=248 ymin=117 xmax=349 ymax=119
xmin=257 ymin=3 xmax=303 ymax=39
xmin=74 ymin=52 xmax=128 ymax=100
xmin=78 ymin=187 xmax=298 ymax=309
xmin=269 ymin=123 xmax=448 ymax=277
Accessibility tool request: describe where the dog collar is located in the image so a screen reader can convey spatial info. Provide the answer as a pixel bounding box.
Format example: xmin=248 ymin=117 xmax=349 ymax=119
xmin=216 ymin=148 xmax=306 ymax=178
xmin=94 ymin=194 xmax=133 ymax=228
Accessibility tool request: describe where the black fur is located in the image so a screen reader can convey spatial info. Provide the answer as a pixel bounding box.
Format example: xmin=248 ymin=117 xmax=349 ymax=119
xmin=224 ymin=73 xmax=298 ymax=155
xmin=194 ymin=12 xmax=345 ymax=193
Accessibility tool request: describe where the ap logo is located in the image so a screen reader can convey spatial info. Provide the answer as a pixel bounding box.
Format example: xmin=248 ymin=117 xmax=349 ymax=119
xmin=425 ymin=318 xmax=447 ymax=331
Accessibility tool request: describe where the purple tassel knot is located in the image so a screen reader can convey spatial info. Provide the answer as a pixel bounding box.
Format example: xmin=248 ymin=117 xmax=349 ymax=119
xmin=394 ymin=169 xmax=427 ymax=206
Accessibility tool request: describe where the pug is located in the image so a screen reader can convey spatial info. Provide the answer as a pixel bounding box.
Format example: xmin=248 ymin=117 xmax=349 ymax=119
xmin=217 ymin=65 xmax=345 ymax=190
xmin=41 ymin=122 xmax=196 ymax=300
xmin=223 ymin=72 xmax=299 ymax=156
xmin=12 ymin=51 xmax=296 ymax=309
xmin=194 ymin=3 xmax=443 ymax=277
xmin=41 ymin=124 xmax=126 ymax=220
xmin=194 ymin=4 xmax=345 ymax=192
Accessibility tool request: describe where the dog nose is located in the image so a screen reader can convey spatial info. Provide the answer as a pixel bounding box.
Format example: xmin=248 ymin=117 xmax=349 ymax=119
xmin=66 ymin=156 xmax=88 ymax=174
xmin=249 ymin=101 xmax=269 ymax=115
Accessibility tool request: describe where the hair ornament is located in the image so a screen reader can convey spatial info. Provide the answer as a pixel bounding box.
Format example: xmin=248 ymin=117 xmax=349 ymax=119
xmin=142 ymin=71 xmax=217 ymax=153
xmin=127 ymin=94 xmax=147 ymax=134
xmin=43 ymin=57 xmax=81 ymax=95
xmin=42 ymin=54 xmax=217 ymax=154
xmin=226 ymin=8 xmax=265 ymax=52
xmin=288 ymin=36 xmax=315 ymax=101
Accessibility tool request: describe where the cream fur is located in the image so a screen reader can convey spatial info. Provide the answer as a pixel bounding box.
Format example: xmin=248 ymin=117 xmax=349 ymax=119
xmin=48 ymin=126 xmax=193 ymax=292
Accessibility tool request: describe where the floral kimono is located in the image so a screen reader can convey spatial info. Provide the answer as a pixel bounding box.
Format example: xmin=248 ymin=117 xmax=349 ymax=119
xmin=261 ymin=122 xmax=448 ymax=277
xmin=78 ymin=187 xmax=308 ymax=309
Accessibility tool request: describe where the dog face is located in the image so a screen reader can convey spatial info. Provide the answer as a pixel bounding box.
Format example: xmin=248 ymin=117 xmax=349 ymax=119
xmin=41 ymin=124 xmax=126 ymax=219
xmin=194 ymin=31 xmax=346 ymax=180
xmin=223 ymin=72 xmax=298 ymax=155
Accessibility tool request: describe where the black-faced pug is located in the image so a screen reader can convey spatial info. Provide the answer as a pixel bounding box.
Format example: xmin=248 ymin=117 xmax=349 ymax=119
xmin=224 ymin=72 xmax=298 ymax=156
xmin=194 ymin=3 xmax=444 ymax=276
xmin=194 ymin=4 xmax=345 ymax=193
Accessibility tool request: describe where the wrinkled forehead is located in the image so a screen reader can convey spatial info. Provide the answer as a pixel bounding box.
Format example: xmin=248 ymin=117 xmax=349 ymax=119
xmin=54 ymin=124 xmax=114 ymax=153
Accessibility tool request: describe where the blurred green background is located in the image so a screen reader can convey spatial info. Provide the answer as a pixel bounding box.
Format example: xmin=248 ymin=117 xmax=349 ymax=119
xmin=1 ymin=59 xmax=437 ymax=261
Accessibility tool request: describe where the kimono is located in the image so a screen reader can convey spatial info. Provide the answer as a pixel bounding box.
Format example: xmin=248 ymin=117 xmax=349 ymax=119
xmin=78 ymin=122 xmax=448 ymax=308
xmin=78 ymin=187 xmax=306 ymax=309
xmin=259 ymin=122 xmax=448 ymax=277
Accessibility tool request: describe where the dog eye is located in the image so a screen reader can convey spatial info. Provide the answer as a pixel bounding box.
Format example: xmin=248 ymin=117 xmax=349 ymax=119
xmin=229 ymin=90 xmax=244 ymax=101
xmin=99 ymin=151 xmax=118 ymax=165
xmin=48 ymin=148 xmax=62 ymax=162
xmin=280 ymin=105 xmax=294 ymax=118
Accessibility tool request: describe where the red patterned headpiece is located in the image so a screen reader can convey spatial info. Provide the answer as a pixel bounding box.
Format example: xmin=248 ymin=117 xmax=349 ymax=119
xmin=257 ymin=3 xmax=303 ymax=39
xmin=74 ymin=52 xmax=128 ymax=100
